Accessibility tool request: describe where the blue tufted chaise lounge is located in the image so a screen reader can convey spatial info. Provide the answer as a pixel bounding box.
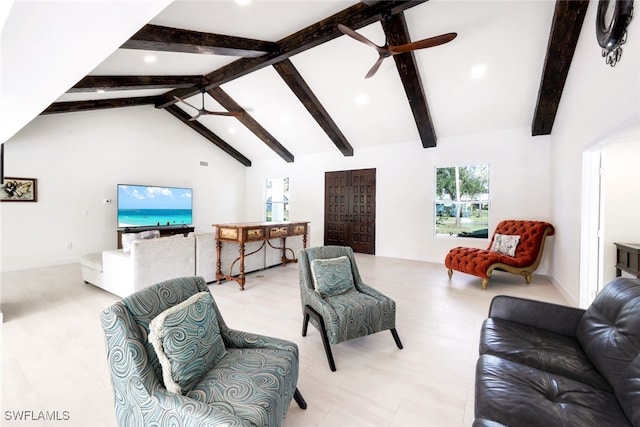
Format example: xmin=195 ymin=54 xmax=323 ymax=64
xmin=100 ymin=276 xmax=306 ymax=426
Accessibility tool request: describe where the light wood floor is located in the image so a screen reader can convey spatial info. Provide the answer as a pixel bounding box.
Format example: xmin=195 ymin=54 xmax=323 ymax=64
xmin=1 ymin=254 xmax=569 ymax=426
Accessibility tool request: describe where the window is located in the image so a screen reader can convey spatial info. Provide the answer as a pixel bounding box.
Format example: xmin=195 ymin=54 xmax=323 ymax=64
xmin=265 ymin=177 xmax=289 ymax=222
xmin=435 ymin=165 xmax=489 ymax=237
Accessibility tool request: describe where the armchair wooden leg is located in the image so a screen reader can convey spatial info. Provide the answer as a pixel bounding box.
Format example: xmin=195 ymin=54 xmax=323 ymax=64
xmin=447 ymin=269 xmax=453 ymax=279
xmin=302 ymin=309 xmax=310 ymax=337
xmin=303 ymin=305 xmax=336 ymax=371
xmin=482 ymin=278 xmax=488 ymax=290
xmin=390 ymin=328 xmax=403 ymax=349
xmin=293 ymin=387 xmax=307 ymax=409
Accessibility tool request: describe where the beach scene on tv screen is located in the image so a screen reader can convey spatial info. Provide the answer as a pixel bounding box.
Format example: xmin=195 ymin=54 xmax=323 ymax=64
xmin=118 ymin=185 xmax=192 ymax=228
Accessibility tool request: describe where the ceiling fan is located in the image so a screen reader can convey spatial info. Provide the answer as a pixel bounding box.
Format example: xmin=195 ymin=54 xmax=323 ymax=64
xmin=173 ymin=89 xmax=244 ymax=121
xmin=337 ymin=23 xmax=457 ymax=79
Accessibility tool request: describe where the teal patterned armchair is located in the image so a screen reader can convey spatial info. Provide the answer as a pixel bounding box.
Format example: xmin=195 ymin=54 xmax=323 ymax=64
xmin=298 ymin=246 xmax=402 ymax=371
xmin=100 ymin=276 xmax=306 ymax=426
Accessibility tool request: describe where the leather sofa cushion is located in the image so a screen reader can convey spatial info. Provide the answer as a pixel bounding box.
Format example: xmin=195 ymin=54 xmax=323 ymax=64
xmin=480 ymin=318 xmax=611 ymax=391
xmin=475 ymin=354 xmax=632 ymax=427
xmin=577 ymin=277 xmax=640 ymax=389
xmin=617 ymin=353 xmax=640 ymax=426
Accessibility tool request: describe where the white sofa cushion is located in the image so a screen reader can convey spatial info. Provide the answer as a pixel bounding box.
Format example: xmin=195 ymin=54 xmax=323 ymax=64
xmin=191 ymin=232 xmax=217 ymax=283
xmin=102 ymin=234 xmax=196 ymax=298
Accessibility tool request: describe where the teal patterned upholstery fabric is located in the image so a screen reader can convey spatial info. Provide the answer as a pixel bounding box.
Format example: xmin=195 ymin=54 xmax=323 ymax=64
xmin=311 ymin=256 xmax=356 ymax=297
xmin=187 ymin=348 xmax=298 ymax=426
xmin=100 ymin=276 xmax=300 ymax=427
xmin=149 ymin=292 xmax=226 ymax=394
xmin=299 ymin=246 xmax=397 ymax=344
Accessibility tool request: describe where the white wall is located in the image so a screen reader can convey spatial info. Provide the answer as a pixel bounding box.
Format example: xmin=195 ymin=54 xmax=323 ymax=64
xmin=601 ymin=139 xmax=640 ymax=284
xmin=549 ymin=1 xmax=640 ymax=304
xmin=1 ymin=106 xmax=246 ymax=271
xmin=1 ymin=0 xmax=173 ymax=142
xmin=245 ymin=127 xmax=552 ymax=268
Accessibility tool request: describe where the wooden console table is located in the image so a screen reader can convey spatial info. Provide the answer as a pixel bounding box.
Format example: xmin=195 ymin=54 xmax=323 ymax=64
xmin=213 ymin=221 xmax=309 ymax=290
xmin=614 ymin=242 xmax=640 ymax=278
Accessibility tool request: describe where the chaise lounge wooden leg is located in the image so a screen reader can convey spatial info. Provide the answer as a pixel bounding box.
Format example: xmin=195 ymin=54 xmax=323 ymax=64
xmin=482 ymin=278 xmax=488 ymax=290
xmin=447 ymin=269 xmax=453 ymax=279
xmin=390 ymin=328 xmax=403 ymax=349
xmin=303 ymin=305 xmax=337 ymax=371
xmin=293 ymin=387 xmax=307 ymax=409
xmin=524 ymin=272 xmax=532 ymax=284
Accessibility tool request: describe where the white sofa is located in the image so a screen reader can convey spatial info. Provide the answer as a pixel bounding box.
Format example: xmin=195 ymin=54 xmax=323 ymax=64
xmin=81 ymin=230 xmax=305 ymax=297
xmin=82 ymin=234 xmax=195 ymax=298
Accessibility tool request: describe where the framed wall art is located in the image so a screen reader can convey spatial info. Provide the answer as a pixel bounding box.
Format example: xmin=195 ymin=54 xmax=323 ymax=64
xmin=1 ymin=177 xmax=38 ymax=202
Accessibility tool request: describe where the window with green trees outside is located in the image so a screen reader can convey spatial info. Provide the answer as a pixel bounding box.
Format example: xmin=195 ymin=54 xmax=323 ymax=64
xmin=435 ymin=165 xmax=489 ymax=238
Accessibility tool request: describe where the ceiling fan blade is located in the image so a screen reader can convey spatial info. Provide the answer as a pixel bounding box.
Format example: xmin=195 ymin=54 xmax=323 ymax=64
xmin=389 ymin=33 xmax=457 ymax=55
xmin=188 ymin=112 xmax=203 ymax=121
xmin=338 ymin=24 xmax=384 ymax=52
xmin=174 ymin=96 xmax=200 ymax=112
xmin=365 ymin=55 xmax=386 ymax=79
xmin=203 ymin=111 xmax=244 ymax=117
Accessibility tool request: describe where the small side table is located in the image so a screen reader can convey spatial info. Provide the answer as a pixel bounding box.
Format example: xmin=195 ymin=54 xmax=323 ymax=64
xmin=614 ymin=243 xmax=640 ymax=278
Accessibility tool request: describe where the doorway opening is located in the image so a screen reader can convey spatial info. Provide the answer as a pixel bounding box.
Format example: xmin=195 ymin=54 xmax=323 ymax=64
xmin=580 ymin=118 xmax=640 ymax=308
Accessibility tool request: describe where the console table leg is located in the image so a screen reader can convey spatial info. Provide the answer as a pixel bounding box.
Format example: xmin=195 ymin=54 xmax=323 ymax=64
xmin=239 ymin=242 xmax=245 ymax=291
xmin=215 ymin=240 xmax=223 ymax=284
xmin=281 ymin=237 xmax=287 ymax=265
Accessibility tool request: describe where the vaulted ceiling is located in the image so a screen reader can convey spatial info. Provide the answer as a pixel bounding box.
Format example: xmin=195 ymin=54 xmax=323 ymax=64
xmin=43 ymin=0 xmax=589 ymax=166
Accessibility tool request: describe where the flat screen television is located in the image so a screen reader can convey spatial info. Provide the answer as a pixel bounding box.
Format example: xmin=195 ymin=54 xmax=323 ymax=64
xmin=117 ymin=184 xmax=193 ymax=229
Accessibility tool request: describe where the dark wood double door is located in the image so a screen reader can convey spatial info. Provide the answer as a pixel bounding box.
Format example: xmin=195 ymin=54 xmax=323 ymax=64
xmin=324 ymin=168 xmax=376 ymax=254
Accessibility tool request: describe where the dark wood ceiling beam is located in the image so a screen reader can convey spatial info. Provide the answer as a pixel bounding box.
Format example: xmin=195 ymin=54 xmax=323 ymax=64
xmin=69 ymin=75 xmax=204 ymax=92
xmin=532 ymin=0 xmax=589 ymax=136
xmin=273 ymin=59 xmax=354 ymax=156
xmin=165 ymin=105 xmax=251 ymax=167
xmin=122 ymin=24 xmax=278 ymax=58
xmin=381 ymin=12 xmax=436 ymax=148
xmin=41 ymin=96 xmax=157 ymax=115
xmin=206 ymin=87 xmax=295 ymax=163
xmin=156 ymin=1 xmax=426 ymax=108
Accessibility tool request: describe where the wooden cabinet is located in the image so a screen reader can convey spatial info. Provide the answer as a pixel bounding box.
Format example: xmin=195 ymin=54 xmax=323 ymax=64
xmin=615 ymin=243 xmax=640 ymax=278
xmin=213 ymin=221 xmax=309 ymax=290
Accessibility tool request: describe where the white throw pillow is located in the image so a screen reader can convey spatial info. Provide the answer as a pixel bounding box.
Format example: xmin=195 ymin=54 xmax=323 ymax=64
xmin=490 ymin=233 xmax=521 ymax=257
xmin=121 ymin=230 xmax=160 ymax=253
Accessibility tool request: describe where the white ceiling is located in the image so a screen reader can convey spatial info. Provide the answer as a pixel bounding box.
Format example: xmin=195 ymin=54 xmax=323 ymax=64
xmin=47 ymin=1 xmax=557 ymax=162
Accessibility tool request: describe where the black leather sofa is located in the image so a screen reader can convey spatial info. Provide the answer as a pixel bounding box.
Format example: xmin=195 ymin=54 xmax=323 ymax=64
xmin=474 ymin=276 xmax=640 ymax=427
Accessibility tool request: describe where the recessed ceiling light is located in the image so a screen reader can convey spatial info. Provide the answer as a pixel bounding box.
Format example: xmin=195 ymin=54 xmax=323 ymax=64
xmin=356 ymin=93 xmax=369 ymax=106
xmin=144 ymin=55 xmax=157 ymax=63
xmin=228 ymin=127 xmax=237 ymax=134
xmin=470 ymin=64 xmax=487 ymax=79
xmin=96 ymin=89 xmax=105 ymax=94
xmin=235 ymin=0 xmax=251 ymax=6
